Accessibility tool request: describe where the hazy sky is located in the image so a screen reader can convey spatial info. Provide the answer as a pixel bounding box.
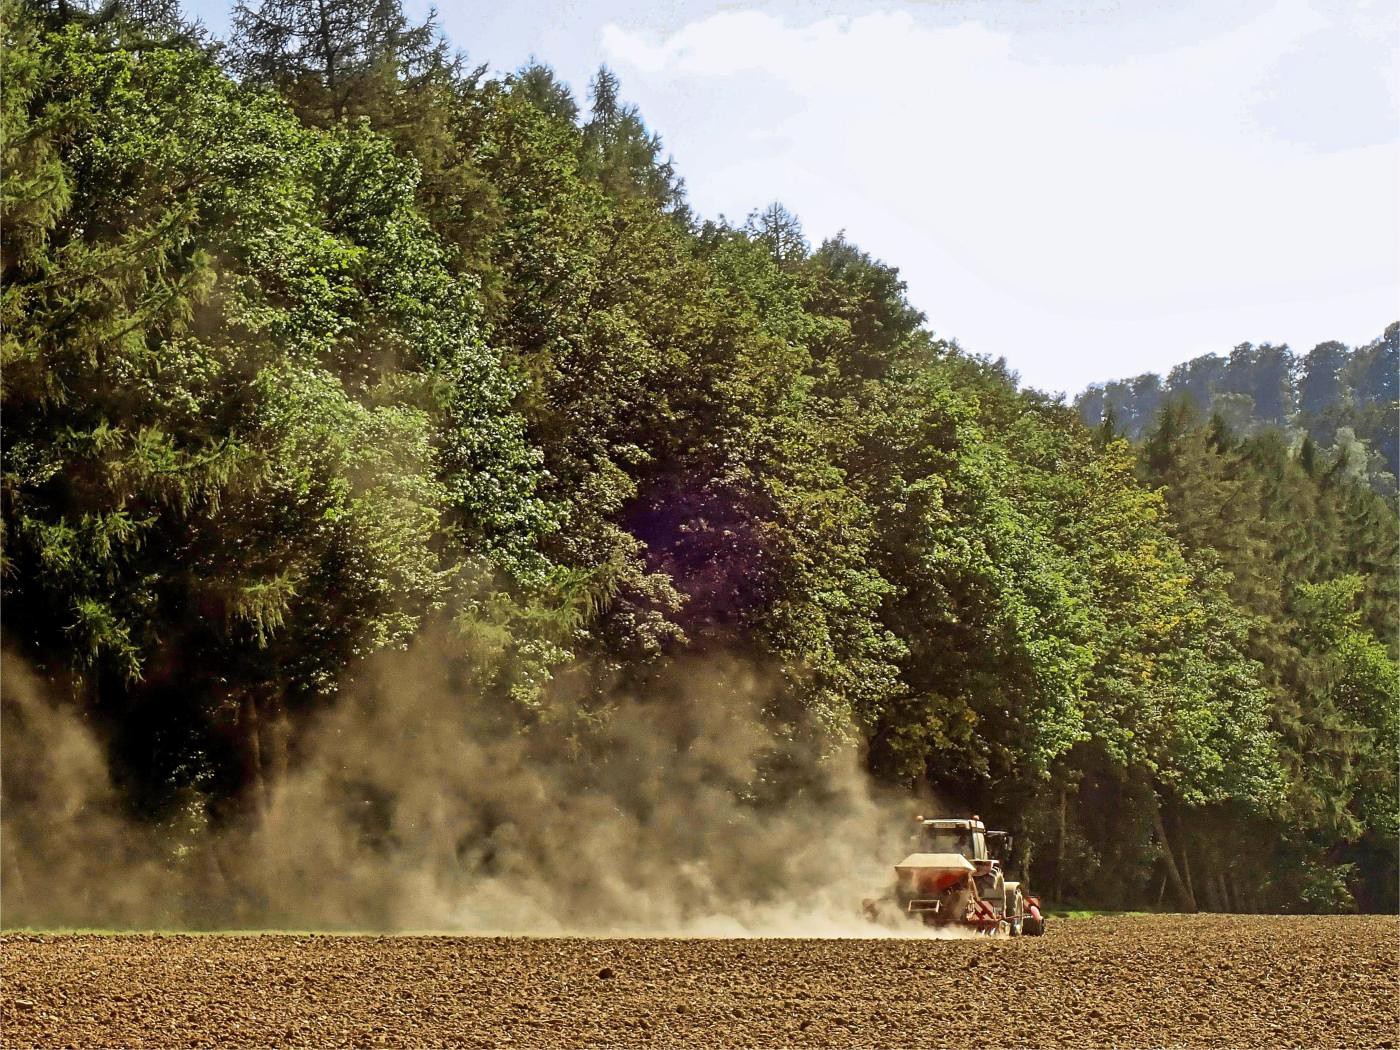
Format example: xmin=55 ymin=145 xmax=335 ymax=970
xmin=189 ymin=0 xmax=1399 ymax=394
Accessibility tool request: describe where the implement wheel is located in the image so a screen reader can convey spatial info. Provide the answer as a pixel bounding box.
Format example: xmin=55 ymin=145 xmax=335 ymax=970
xmin=1024 ymin=911 xmax=1046 ymax=936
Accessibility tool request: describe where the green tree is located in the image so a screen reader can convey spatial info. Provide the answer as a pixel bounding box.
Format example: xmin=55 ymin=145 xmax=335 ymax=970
xmin=228 ymin=0 xmax=452 ymax=122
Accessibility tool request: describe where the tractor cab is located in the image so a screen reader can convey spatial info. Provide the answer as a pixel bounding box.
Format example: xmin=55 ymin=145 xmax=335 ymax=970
xmin=915 ymin=817 xmax=991 ymax=862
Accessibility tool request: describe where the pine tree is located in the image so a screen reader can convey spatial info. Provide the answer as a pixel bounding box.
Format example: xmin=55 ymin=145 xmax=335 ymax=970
xmin=744 ymin=202 xmax=807 ymax=266
xmin=229 ymin=0 xmax=454 ymax=121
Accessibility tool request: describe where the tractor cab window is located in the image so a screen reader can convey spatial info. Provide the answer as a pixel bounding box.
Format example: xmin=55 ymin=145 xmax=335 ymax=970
xmin=921 ymin=826 xmax=989 ymax=861
xmin=924 ymin=828 xmax=973 ymax=858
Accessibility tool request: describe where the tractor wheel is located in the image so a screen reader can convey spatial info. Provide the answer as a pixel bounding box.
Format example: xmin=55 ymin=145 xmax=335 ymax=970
xmin=1023 ymin=911 xmax=1046 ymax=936
xmin=1007 ymin=891 xmax=1025 ymax=937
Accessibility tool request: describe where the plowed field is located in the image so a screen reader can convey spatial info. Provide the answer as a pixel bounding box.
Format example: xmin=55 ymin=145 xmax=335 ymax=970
xmin=2 ymin=915 xmax=1395 ymax=1048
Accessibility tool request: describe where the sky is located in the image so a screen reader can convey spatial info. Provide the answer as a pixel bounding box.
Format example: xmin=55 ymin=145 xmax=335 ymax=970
xmin=187 ymin=0 xmax=1400 ymax=394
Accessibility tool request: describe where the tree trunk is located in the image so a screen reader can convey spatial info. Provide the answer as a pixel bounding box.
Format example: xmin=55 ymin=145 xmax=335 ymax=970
xmin=1228 ymin=870 xmax=1250 ymax=914
xmin=1181 ymin=834 xmax=1197 ymax=909
xmin=1150 ymin=801 xmax=1197 ymax=912
xmin=1054 ymin=787 xmax=1067 ymax=904
xmin=1011 ymin=823 xmax=1034 ymax=885
xmin=1202 ymin=861 xmax=1223 ymax=912
xmin=1217 ymin=871 xmax=1233 ymax=913
xmin=244 ymin=694 xmax=269 ymax=817
xmin=268 ymin=696 xmax=290 ymax=807
xmin=315 ymin=0 xmax=342 ymax=119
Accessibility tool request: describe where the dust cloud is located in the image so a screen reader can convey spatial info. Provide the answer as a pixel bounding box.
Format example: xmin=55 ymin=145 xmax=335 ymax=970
xmin=1 ymin=640 xmax=948 ymax=936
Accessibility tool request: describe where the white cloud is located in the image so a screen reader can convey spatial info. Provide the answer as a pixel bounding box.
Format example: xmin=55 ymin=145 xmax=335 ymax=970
xmin=601 ymin=2 xmax=1399 ymax=391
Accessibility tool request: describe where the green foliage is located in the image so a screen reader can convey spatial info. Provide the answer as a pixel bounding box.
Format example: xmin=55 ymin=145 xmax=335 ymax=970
xmin=1296 ymin=861 xmax=1357 ymax=914
xmin=2 ymin=3 xmax=551 ymax=807
xmin=228 ymin=0 xmax=455 ymax=122
xmin=1077 ymin=326 xmax=1399 ymax=488
xmin=1136 ymin=404 xmax=1398 ymax=910
xmin=580 ymin=66 xmax=685 ymax=213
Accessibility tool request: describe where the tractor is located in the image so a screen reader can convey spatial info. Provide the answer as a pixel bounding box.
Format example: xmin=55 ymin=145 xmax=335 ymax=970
xmin=863 ymin=815 xmax=1047 ymax=936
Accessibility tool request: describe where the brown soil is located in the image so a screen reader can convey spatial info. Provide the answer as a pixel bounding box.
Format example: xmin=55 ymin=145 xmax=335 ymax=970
xmin=2 ymin=915 xmax=1395 ymax=1048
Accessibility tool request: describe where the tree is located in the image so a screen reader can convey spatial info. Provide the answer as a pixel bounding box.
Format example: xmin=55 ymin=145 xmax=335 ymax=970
xmin=1298 ymin=341 xmax=1348 ymax=416
xmin=744 ymin=202 xmax=807 ymax=267
xmin=24 ymin=0 xmax=204 ymax=43
xmin=580 ymin=66 xmax=686 ymax=212
xmin=1348 ymin=323 xmax=1398 ymax=407
xmin=510 ymin=60 xmax=578 ymax=123
xmin=228 ymin=0 xmax=453 ymax=122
